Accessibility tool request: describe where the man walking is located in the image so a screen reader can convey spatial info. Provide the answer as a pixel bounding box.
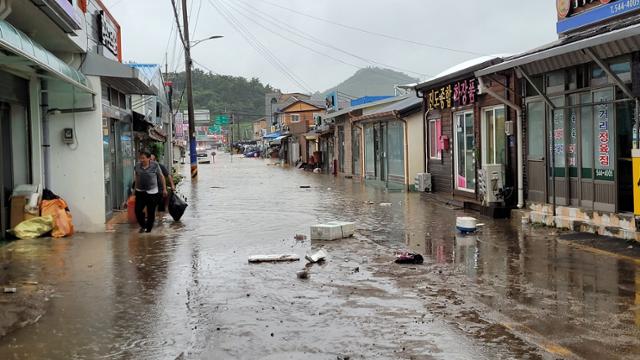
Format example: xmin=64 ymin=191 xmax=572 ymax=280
xmin=134 ymin=151 xmax=167 ymax=233
xmin=150 ymin=154 xmax=175 ymax=214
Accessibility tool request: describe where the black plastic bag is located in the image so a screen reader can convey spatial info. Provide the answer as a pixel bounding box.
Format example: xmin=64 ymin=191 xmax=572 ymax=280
xmin=168 ymin=192 xmax=188 ymax=221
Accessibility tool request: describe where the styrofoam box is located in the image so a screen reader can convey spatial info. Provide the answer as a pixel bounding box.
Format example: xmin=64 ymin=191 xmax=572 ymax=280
xmin=310 ymin=221 xmax=355 ymax=240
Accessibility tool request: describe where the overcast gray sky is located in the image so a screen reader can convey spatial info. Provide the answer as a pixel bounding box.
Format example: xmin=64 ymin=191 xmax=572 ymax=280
xmin=106 ymin=0 xmax=558 ymax=93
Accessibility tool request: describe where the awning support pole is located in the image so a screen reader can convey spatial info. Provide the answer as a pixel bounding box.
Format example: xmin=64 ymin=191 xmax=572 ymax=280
xmin=516 ymin=66 xmax=555 ymax=109
xmin=516 ymin=66 xmax=557 ymax=218
xmin=583 ymin=47 xmax=635 ymax=99
xmin=478 ymin=77 xmax=524 ymax=209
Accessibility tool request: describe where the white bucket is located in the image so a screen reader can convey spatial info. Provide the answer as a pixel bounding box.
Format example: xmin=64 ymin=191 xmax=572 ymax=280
xmin=456 ymin=216 xmax=477 ymax=234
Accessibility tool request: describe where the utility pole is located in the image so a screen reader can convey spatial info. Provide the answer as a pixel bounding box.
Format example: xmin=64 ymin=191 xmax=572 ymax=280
xmin=181 ymin=0 xmax=198 ymax=179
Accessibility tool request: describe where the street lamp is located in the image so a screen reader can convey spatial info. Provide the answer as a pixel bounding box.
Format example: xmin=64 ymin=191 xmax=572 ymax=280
xmin=191 ymin=35 xmax=224 ymax=48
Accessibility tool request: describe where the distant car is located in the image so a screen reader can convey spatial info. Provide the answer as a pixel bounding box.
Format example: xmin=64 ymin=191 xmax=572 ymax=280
xmin=244 ymin=150 xmax=261 ymax=158
xmin=197 ymin=152 xmax=210 ymax=164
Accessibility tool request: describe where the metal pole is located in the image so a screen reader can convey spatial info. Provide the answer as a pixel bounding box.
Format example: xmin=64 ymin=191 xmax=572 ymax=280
xmin=181 ymin=0 xmax=198 ymax=180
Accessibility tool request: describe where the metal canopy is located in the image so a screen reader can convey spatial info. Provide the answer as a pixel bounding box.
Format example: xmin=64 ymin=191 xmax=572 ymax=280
xmin=82 ymin=53 xmax=155 ymax=95
xmin=476 ymin=22 xmax=640 ymax=77
xmin=0 ymin=19 xmax=93 ymax=94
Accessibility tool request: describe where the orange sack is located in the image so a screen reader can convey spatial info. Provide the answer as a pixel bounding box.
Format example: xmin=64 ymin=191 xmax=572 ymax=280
xmin=41 ymin=199 xmax=75 ymax=238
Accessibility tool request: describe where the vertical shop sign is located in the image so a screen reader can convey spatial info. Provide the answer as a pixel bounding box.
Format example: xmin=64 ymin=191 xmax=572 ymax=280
xmin=568 ymin=109 xmax=578 ymax=169
xmin=595 ymin=99 xmax=614 ymax=180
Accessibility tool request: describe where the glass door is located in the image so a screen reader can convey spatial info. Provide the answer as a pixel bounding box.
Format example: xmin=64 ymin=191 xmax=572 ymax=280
xmin=454 ymin=111 xmax=475 ymax=192
xmin=103 ymin=118 xmax=113 ymax=218
xmin=338 ymin=126 xmax=345 ymax=173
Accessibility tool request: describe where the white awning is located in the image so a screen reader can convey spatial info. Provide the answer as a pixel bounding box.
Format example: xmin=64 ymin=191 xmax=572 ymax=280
xmin=0 ymin=19 xmax=93 ymax=94
xmin=82 ymin=53 xmax=156 ymax=95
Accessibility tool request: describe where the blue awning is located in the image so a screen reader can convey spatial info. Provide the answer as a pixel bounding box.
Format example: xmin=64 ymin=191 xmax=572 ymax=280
xmin=263 ymin=132 xmax=281 ymax=140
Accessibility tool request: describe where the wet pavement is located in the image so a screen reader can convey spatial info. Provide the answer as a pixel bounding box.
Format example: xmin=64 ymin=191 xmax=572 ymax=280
xmin=1 ymin=154 xmax=640 ymax=359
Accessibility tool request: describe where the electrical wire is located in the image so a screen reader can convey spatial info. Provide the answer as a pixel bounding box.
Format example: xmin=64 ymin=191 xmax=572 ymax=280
xmin=253 ymin=0 xmax=485 ymax=56
xmin=207 ymin=0 xmax=313 ymax=93
xmin=169 ymin=0 xmax=187 ymax=49
xmin=191 ymin=0 xmax=204 ymax=36
xmin=192 ymin=59 xmax=220 ymax=75
xmin=214 ymin=0 xmax=313 ymax=92
xmin=225 ymin=0 xmax=428 ymax=78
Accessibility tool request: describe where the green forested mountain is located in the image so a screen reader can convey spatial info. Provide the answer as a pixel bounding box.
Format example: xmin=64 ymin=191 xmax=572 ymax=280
xmin=170 ymin=67 xmax=417 ymax=125
xmin=170 ymin=69 xmax=277 ymax=123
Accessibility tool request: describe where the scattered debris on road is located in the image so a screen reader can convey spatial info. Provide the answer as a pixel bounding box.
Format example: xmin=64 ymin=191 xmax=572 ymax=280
xmin=456 ymin=216 xmax=478 ymax=234
xmin=248 ymin=254 xmax=300 ymax=263
xmin=305 ymin=249 xmax=328 ymax=263
xmin=296 ymin=269 xmax=309 ymax=279
xmin=394 ymin=251 xmax=424 ymax=264
xmin=310 ymin=221 xmax=355 ymax=240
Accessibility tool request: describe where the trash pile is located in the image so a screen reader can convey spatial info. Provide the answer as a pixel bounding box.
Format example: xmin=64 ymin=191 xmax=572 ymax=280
xmin=248 ymin=221 xmax=356 ymax=280
xmin=9 ymin=186 xmax=74 ymax=240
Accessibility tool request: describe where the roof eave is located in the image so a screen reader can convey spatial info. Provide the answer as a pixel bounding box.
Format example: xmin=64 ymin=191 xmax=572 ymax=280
xmin=415 ymin=58 xmax=503 ymax=91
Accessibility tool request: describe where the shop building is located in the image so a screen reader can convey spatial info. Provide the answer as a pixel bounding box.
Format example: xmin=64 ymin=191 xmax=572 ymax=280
xmin=351 ymin=95 xmax=424 ymax=191
xmin=416 ymin=56 xmax=522 ymax=214
xmin=277 ymin=99 xmax=325 ymax=165
xmin=322 ymin=96 xmax=405 ymax=178
xmin=0 ymin=0 xmax=98 ymax=237
xmin=476 ymin=0 xmax=640 ymax=238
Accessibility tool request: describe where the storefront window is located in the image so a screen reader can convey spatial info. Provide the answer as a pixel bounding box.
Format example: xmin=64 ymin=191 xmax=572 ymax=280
xmin=580 ymin=93 xmax=593 ymax=178
xmin=455 ymin=111 xmax=475 ymax=192
xmin=429 ymin=119 xmax=441 ymax=160
xmin=593 ymin=88 xmax=614 ymax=181
xmin=546 ymin=71 xmax=564 ymax=94
xmin=549 ymin=97 xmax=565 ymax=177
xmin=482 ymin=106 xmax=505 ymax=165
xmin=527 ymin=101 xmax=545 ymax=159
xmin=387 ymin=121 xmax=404 ymax=180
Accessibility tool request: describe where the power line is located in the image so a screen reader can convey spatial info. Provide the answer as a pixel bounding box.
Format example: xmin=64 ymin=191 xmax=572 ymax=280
xmin=207 ymin=0 xmax=313 ymax=93
xmin=192 ymin=58 xmax=220 ymax=75
xmin=254 ymin=0 xmax=485 ymax=56
xmin=192 ymin=0 xmax=204 ymax=36
xmin=223 ymin=0 xmax=428 ymax=77
xmin=169 ymin=0 xmax=187 ymax=49
xmin=214 ymin=0 xmax=313 ymax=92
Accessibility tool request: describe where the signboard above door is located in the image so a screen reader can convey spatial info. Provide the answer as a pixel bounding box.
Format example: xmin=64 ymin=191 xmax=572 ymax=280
xmin=556 ymin=0 xmax=640 ymax=34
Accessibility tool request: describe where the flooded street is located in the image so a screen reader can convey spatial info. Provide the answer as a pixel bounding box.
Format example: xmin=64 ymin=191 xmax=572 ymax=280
xmin=1 ymin=154 xmax=640 ymax=359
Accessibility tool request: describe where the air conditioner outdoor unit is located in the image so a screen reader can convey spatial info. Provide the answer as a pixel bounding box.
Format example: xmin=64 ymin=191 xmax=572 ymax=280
xmin=480 ymin=164 xmax=505 ymax=205
xmin=415 ymin=173 xmax=432 ymax=192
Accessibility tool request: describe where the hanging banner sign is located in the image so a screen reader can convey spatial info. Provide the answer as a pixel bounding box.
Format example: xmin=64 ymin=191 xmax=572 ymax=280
xmin=427 ymin=78 xmax=477 ymax=111
xmin=98 ymin=10 xmax=120 ymax=58
xmin=556 ymin=0 xmax=640 ymax=34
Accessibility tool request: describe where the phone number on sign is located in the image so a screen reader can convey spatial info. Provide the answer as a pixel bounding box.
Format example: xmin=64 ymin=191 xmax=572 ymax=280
xmin=611 ymin=0 xmax=640 ymax=14
xmin=596 ymin=169 xmax=613 ymax=178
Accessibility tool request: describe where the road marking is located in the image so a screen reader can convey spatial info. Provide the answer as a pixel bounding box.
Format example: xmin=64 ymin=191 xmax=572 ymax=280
xmin=500 ymin=321 xmax=581 ymax=359
xmin=557 ymin=239 xmax=640 ymax=266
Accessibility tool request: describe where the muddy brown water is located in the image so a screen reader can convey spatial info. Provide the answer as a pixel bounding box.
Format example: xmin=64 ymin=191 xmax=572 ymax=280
xmin=0 ymin=155 xmax=639 ymax=359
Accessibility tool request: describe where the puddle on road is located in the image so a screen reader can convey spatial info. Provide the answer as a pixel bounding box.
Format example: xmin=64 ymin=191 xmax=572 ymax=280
xmin=0 ymin=156 xmax=638 ymax=359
